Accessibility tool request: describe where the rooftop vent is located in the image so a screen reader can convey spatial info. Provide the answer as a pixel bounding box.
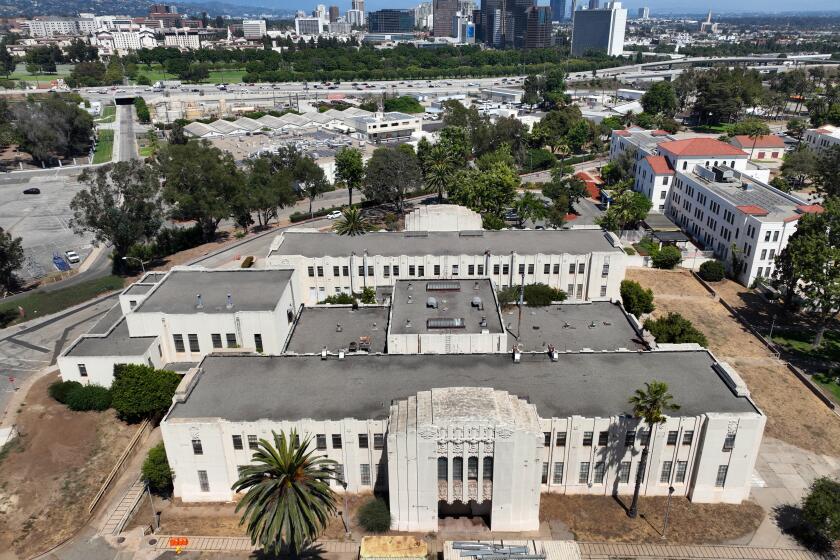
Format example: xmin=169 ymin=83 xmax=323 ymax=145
xmin=226 ymin=293 xmax=233 ymax=309
xmin=426 ymin=281 xmax=460 ymax=291
xmin=195 ymin=293 xmax=203 ymax=309
xmin=471 ymin=296 xmax=483 ymax=310
xmin=336 ymin=323 xmax=343 ymax=332
xmin=473 ymin=281 xmax=480 ymax=291
xmin=405 ymin=319 xmax=412 ymax=329
xmin=426 ymin=317 xmax=465 ymax=329
xmin=426 ymin=296 xmax=438 ymax=309
xmin=407 ymin=294 xmax=413 ymax=304
xmin=479 ymin=316 xmax=487 ymax=328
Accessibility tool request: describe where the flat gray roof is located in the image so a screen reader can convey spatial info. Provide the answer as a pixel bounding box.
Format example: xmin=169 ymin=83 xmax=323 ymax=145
xmin=285 ymin=306 xmax=390 ymax=354
xmin=163 ymin=362 xmax=198 ymax=372
xmin=506 ymin=303 xmax=646 ymax=352
xmin=271 ymin=230 xmax=621 ymax=258
xmin=124 ymin=284 xmax=154 ymax=295
xmin=390 ymin=279 xmax=503 ymax=334
xmin=87 ymin=304 xmax=126 ymax=335
xmin=135 ymin=269 xmax=294 ymax=314
xmin=65 ymin=318 xmax=156 ymax=358
xmin=169 ymin=351 xmax=758 ymax=422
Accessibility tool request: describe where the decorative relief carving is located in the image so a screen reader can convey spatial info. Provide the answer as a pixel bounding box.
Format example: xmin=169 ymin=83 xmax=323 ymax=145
xmin=467 ymin=442 xmax=478 ymax=453
xmin=452 ymin=442 xmax=463 ymax=453
xmin=419 ymin=427 xmax=437 ymax=439
xmin=484 ymin=441 xmax=494 ymax=453
xmin=483 ymin=481 xmax=493 ymax=500
xmin=497 ymin=427 xmax=513 ymax=439
xmin=189 ymin=427 xmax=200 ymax=438
xmin=437 ymin=441 xmax=448 ymax=454
xmin=467 ymin=481 xmax=478 ymax=501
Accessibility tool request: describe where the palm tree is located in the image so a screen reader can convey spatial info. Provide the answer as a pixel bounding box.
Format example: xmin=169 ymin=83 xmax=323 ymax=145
xmin=233 ymin=430 xmax=337 ymax=556
xmin=424 ymin=144 xmax=455 ymax=202
xmin=333 ymin=206 xmax=374 ymax=236
xmin=627 ymin=380 xmax=680 ymax=519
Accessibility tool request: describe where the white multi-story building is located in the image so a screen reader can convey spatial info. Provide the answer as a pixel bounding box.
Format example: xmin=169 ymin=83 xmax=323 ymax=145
xmin=346 ymin=9 xmax=365 ymax=26
xmin=664 ymin=164 xmax=823 ymax=286
xmin=163 ymin=29 xmax=202 ymax=49
xmin=57 ymin=268 xmax=299 ymax=387
xmin=25 ymin=18 xmax=82 ymax=37
xmin=161 ymin=349 xmax=764 ymax=530
xmin=415 ymin=2 xmax=433 ymax=28
xmin=350 ymin=111 xmax=423 ymax=141
xmin=803 ymin=124 xmax=840 ymax=153
xmin=242 ymin=19 xmax=267 ymax=39
xmin=295 ymin=16 xmax=325 ymax=35
xmin=570 ymin=1 xmax=626 ymax=56
xmin=266 ymin=229 xmax=626 ymax=304
xmin=96 ymin=27 xmax=157 ymax=55
xmin=328 ymin=21 xmax=352 ymax=34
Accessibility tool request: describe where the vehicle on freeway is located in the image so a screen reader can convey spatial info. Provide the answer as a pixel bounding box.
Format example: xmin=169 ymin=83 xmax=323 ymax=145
xmin=65 ymin=250 xmax=81 ymax=264
xmin=326 ymin=210 xmax=343 ymax=220
xmin=22 ymin=187 xmax=40 ymax=195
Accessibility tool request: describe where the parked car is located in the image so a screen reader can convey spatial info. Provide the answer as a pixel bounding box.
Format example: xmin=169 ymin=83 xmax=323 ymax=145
xmin=64 ymin=250 xmax=81 ymax=264
xmin=22 ymin=187 xmax=40 ymax=195
xmin=326 ymin=210 xmax=343 ymax=220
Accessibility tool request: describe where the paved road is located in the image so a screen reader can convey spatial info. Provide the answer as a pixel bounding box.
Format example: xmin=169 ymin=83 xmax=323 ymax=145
xmin=117 ymin=105 xmax=137 ymax=162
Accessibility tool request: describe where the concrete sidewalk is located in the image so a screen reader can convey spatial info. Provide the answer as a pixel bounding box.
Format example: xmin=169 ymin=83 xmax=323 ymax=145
xmin=148 ymin=536 xmax=359 ymax=554
xmin=578 ymin=542 xmax=822 ymax=560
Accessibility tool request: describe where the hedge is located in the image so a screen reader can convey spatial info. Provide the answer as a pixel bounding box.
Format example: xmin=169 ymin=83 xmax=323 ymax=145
xmin=698 ymin=260 xmax=726 ymax=282
xmin=66 ymin=385 xmax=112 ymax=411
xmin=49 ymin=380 xmax=82 ymax=404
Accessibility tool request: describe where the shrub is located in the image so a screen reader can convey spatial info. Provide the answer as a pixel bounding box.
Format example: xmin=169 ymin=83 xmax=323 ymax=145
xmin=651 ymin=245 xmax=682 ymax=269
xmin=65 ymin=384 xmax=112 ymax=411
xmin=49 ymin=380 xmax=82 ymax=404
xmin=240 ymin=255 xmax=254 ymax=268
xmin=698 ymin=260 xmax=726 ymax=282
xmin=359 ymin=287 xmax=376 ymax=304
xmin=498 ymin=283 xmax=567 ymax=307
xmin=799 ymin=477 xmax=840 ymax=551
xmin=357 ymin=498 xmax=391 ymax=532
xmin=142 ymin=443 xmax=173 ymax=496
xmin=644 ymin=312 xmax=708 ymax=346
xmin=481 ymin=214 xmax=506 ymax=230
xmin=624 ymin=247 xmax=636 ymax=255
xmin=320 ymin=293 xmax=355 ymax=304
xmin=620 ymin=280 xmax=655 ymax=317
xmin=111 ymin=364 xmax=181 ymax=422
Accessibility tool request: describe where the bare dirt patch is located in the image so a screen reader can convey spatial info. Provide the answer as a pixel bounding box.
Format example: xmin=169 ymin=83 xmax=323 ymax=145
xmin=540 ymin=494 xmax=763 ymax=544
xmin=626 ymin=268 xmax=840 ymax=456
xmin=0 ymin=371 xmax=134 ymax=557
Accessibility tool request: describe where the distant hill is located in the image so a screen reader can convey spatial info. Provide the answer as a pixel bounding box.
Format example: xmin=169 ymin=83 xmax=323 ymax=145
xmin=5 ymin=0 xmax=294 ymax=18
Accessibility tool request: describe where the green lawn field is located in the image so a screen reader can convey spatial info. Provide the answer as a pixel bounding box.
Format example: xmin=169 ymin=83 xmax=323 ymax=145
xmin=133 ymin=65 xmax=246 ymax=85
xmin=8 ymin=63 xmax=73 ymax=84
xmin=0 ymin=275 xmax=124 ymax=327
xmin=93 ymin=129 xmax=114 ymax=164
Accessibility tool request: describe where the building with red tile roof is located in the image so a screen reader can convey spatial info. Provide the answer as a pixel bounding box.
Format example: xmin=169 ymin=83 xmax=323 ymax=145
xmin=729 ymin=135 xmax=786 ymax=162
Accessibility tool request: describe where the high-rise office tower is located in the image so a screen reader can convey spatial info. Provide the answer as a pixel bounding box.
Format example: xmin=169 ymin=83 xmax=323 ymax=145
xmin=351 ymin=0 xmax=365 ymax=13
xmin=367 ymin=9 xmax=414 ymax=33
xmin=637 ymin=7 xmax=649 ymax=19
xmin=524 ymin=5 xmax=552 ymax=48
xmin=433 ymin=0 xmax=459 ymax=37
xmin=328 ymin=5 xmax=340 ymax=22
xmin=570 ymin=0 xmax=577 ymax=18
xmin=549 ymin=0 xmax=566 ymax=21
xmin=588 ymin=0 xmax=599 ymax=9
xmin=570 ymin=0 xmax=626 ymax=56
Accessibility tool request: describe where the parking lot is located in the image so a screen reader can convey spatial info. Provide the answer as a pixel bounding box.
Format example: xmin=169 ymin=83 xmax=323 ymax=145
xmin=0 ymin=171 xmax=94 ymax=282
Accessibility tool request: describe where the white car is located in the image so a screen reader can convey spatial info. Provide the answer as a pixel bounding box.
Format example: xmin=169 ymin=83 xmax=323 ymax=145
xmin=326 ymin=210 xmax=343 ymax=220
xmin=64 ymin=250 xmax=81 ymax=264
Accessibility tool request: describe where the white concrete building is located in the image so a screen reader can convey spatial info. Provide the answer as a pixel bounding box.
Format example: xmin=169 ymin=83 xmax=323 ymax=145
xmin=96 ymin=27 xmax=157 ymax=55
xmin=266 ymin=229 xmax=626 ymax=304
xmin=352 ymin=111 xmax=422 ymax=141
xmin=346 ymin=9 xmax=365 ymax=26
xmin=404 ymin=204 xmax=482 ymax=231
xmin=163 ymin=29 xmax=202 ymax=49
xmin=803 ymin=124 xmax=840 ymax=153
xmin=58 ymin=268 xmax=300 ymax=386
xmin=728 ymin=135 xmax=786 ymax=163
xmin=161 ymin=349 xmax=764 ymax=530
xmin=242 ymin=19 xmax=267 ymax=39
xmin=296 ymin=16 xmax=325 ymax=36
xmin=25 ymin=18 xmax=83 ymax=37
xmin=664 ymin=165 xmax=823 ymax=286
xmin=570 ymin=1 xmax=627 ymax=56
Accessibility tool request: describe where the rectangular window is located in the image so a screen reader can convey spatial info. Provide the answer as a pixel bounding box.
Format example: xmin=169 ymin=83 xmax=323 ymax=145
xmin=600 ymin=285 xmax=608 ymax=297
xmin=723 ymin=433 xmax=736 ymax=451
xmin=553 ymin=264 xmax=560 ymax=274
xmin=675 ymin=461 xmax=688 ymax=483
xmin=198 ymin=470 xmax=209 ymax=492
xmin=453 ymin=457 xmax=463 ymax=479
xmin=417 ymin=265 xmax=425 ymax=276
xmin=661 ymin=461 xmax=673 ymax=483
xmin=518 ymin=264 xmax=525 ymax=275
xmin=715 ymin=465 xmax=728 ymax=487
xmin=682 ymin=430 xmax=694 ymax=445
xmin=248 ymin=435 xmax=259 ymax=450
xmin=578 ymin=462 xmax=590 ymax=484
xmin=333 ymin=266 xmax=340 ymax=276
xmin=359 ymin=434 xmax=369 ymax=448
xmin=188 ymin=333 xmax=199 ymax=352
xmin=383 ymin=265 xmax=390 ymax=277
xmin=360 ymin=464 xmax=371 ymax=485
xmin=760 ymin=249 xmax=767 ymax=260
xmin=211 ymin=333 xmax=222 ymax=349
xmin=451 ymin=265 xmax=459 ymax=276
xmin=173 ymin=334 xmax=185 ymax=353
xmin=433 ymin=265 xmax=440 ymax=276
xmin=541 ymin=462 xmax=549 ymax=484
xmin=569 ymin=263 xmax=576 ymax=274
xmin=544 ymin=263 xmax=550 ymax=274
xmin=359 ymin=265 xmax=365 ymax=276
xmin=226 ymin=333 xmax=237 ymax=347
xmin=594 ymin=461 xmax=606 ymax=483
xmin=373 ymin=433 xmax=384 ymax=449
xmin=483 ymin=457 xmax=493 ymax=480
xmin=556 ymin=432 xmax=567 ymax=446
xmin=232 ymin=435 xmax=243 ymax=450
xmin=438 ymin=458 xmax=448 ymax=480
xmin=667 ymin=431 xmax=678 ymax=445
xmin=316 ymin=434 xmax=327 ymax=449
xmin=553 ymin=462 xmax=564 ymax=484
xmin=598 ymin=431 xmax=609 ymax=446
xmin=764 ymin=231 xmax=771 ymax=242
xmin=335 ymin=464 xmax=345 ymax=484
xmin=543 ymin=432 xmax=552 ymax=446
xmin=502 ymin=264 xmax=509 ymax=275
xmin=477 ymin=265 xmax=484 ymax=275
xmin=773 ymin=231 xmax=779 ymax=242
xmin=493 ymin=264 xmax=500 ymax=274
xmin=468 ymin=264 xmax=475 ymax=275
xmin=307 ymin=266 xmax=315 ymax=277
xmin=393 ymin=265 xmax=399 ymax=277
xmin=624 ymin=430 xmax=636 ymax=447
xmin=343 ymin=266 xmax=349 ymax=276
xmin=527 ymin=264 xmax=534 ymax=274
xmin=639 ymin=429 xmax=651 ymax=446
xmin=254 ymin=334 xmax=263 ymax=353
xmin=567 ymin=283 xmax=574 ymax=294
xmin=78 ymin=363 xmax=88 ymax=377
xmin=578 ymin=263 xmax=585 ymax=274
xmin=367 ymin=266 xmax=374 ymax=276
xmin=317 ymin=266 xmax=324 ymax=277
xmin=409 ymin=265 xmax=416 ymax=276
xmin=618 ymin=461 xmax=631 ymax=483
xmin=332 ymin=435 xmax=342 ymax=449
xmin=576 ymin=284 xmax=583 ymax=298
xmin=468 ymin=458 xmax=478 ymax=480
xmin=192 ymin=438 xmax=203 ymax=455
xmin=583 ymin=431 xmax=593 ymax=446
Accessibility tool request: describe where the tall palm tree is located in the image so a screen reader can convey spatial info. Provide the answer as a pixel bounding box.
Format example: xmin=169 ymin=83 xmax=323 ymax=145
xmin=627 ymin=380 xmax=680 ymax=518
xmin=233 ymin=430 xmax=337 ymax=555
xmin=424 ymin=144 xmax=455 ymax=202
xmin=333 ymin=206 xmax=374 ymax=236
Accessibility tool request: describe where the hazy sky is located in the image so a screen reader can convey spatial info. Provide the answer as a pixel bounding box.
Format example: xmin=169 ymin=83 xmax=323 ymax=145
xmin=275 ymin=0 xmax=840 ymax=13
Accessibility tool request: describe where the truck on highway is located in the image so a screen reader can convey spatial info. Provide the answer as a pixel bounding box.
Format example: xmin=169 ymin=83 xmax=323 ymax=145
xmin=153 ymin=80 xmax=182 ymax=90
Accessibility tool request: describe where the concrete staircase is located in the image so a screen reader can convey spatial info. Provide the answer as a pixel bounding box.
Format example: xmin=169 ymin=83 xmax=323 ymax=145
xmin=100 ymin=476 xmax=146 ymax=535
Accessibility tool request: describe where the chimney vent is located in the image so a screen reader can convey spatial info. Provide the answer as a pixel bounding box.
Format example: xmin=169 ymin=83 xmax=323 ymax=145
xmin=336 ymin=323 xmax=343 ymax=332
xmin=321 ymin=347 xmax=328 ymax=360
xmin=226 ymin=293 xmax=233 ymax=309
xmin=195 ymin=293 xmax=203 ymax=309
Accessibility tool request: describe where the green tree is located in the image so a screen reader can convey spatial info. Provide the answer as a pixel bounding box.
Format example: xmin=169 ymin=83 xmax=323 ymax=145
xmin=363 ymin=146 xmax=422 ymax=213
xmin=786 ymin=118 xmax=807 ymax=147
xmin=333 ymin=206 xmax=373 ymax=236
xmin=601 ymin=147 xmax=637 ymax=186
xmin=801 ymin=477 xmax=840 ymax=547
xmin=448 ymin=160 xmax=518 ymax=220
xmin=110 ymin=364 xmax=181 ymax=422
xmin=620 ymin=280 xmax=655 ymax=317
xmin=641 ymin=82 xmax=678 ymax=116
xmin=10 ymin=96 xmax=94 ymax=163
xmin=597 ymin=184 xmax=652 ymax=232
xmin=0 ymin=227 xmax=23 ymax=296
xmin=731 ymin=118 xmax=771 ymax=157
xmin=781 ymin=147 xmax=817 ymax=190
xmin=651 ymin=245 xmax=682 ymax=269
xmin=383 ymin=95 xmax=423 ymax=113
xmin=294 ymin=157 xmax=330 ymax=219
xmin=233 ymin=430 xmax=337 ymax=555
xmin=437 ymin=126 xmax=471 ymax=164
xmin=627 ymin=381 xmax=680 ymax=518
xmin=334 ymin=147 xmax=364 ymax=206
xmin=142 ymin=443 xmax=173 ymax=496
xmin=698 ymin=260 xmax=726 ymax=282
xmin=157 ymin=140 xmax=241 ymax=241
xmin=644 ymin=312 xmax=708 ymax=346
xmin=244 ymin=155 xmax=296 ymax=227
xmin=0 ymin=39 xmax=15 ymax=77
xmin=423 ymin=143 xmax=456 ymax=202
xmin=694 ymin=68 xmax=763 ymax=124
xmin=71 ymin=161 xmax=163 ymax=274
xmin=513 ymin=191 xmax=547 ymax=228
xmin=543 ymin=67 xmax=567 ymax=107
xmin=543 ymin=167 xmax=586 ymax=212
xmin=814 ymin=145 xmax=840 ymax=198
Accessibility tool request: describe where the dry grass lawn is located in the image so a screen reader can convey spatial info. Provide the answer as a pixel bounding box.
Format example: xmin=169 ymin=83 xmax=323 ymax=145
xmin=626 ymin=268 xmax=840 ymax=456
xmin=0 ymin=372 xmax=134 ymax=556
xmin=541 ymin=494 xmax=763 ymax=544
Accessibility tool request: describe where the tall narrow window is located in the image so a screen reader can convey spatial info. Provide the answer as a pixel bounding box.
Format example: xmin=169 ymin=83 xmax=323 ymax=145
xmin=618 ymin=461 xmax=631 ymax=483
xmin=723 ymin=433 xmax=736 ymax=451
xmin=335 ymin=464 xmax=345 ymax=484
xmin=192 ymin=438 xmax=203 ymax=455
xmin=232 ymin=435 xmax=243 ymax=450
xmin=316 ymin=434 xmax=327 ymax=450
xmin=359 ymin=434 xmax=369 ymax=448
xmin=188 ymin=333 xmax=200 ymax=352
xmin=598 ymin=431 xmax=609 ymax=446
xmin=226 ymin=333 xmax=237 ymax=347
xmin=667 ymin=431 xmax=678 ymax=445
xmin=248 ymin=435 xmax=258 ymax=449
xmin=661 ymin=461 xmax=673 ymax=483
xmin=438 ymin=457 xmax=448 ymax=481
xmin=583 ymin=432 xmax=593 ymax=446
xmin=452 ymin=457 xmax=463 ymax=479
xmin=544 ymin=432 xmax=552 ymax=446
xmin=198 ymin=470 xmax=209 ymax=492
xmin=555 ymin=432 xmax=567 ymax=446
xmin=675 ymin=461 xmax=688 ymax=483
xmin=594 ymin=462 xmax=606 ymax=483
xmin=715 ymin=465 xmax=728 ymax=487
xmin=78 ymin=364 xmax=88 ymax=377
xmin=541 ymin=462 xmax=549 ymax=484
xmin=173 ymin=334 xmax=185 ymax=352
xmin=624 ymin=430 xmax=636 ymax=447
xmin=254 ymin=334 xmax=263 ymax=353
xmin=552 ymin=462 xmax=564 ymax=484
xmin=373 ymin=433 xmax=384 ymax=449
xmin=682 ymin=430 xmax=694 ymax=445
xmin=332 ymin=435 xmax=342 ymax=449
xmin=578 ymin=462 xmax=590 ymax=484
xmin=211 ymin=333 xmax=222 ymax=349
xmin=468 ymin=457 xmax=478 ymax=480
xmin=360 ymin=464 xmax=371 ymax=485
xmin=483 ymin=457 xmax=494 ymax=481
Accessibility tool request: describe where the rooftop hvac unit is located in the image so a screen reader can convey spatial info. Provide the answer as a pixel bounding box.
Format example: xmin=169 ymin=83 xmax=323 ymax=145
xmin=426 ymin=296 xmax=438 ymax=309
xmin=426 ymin=281 xmax=460 ymax=291
xmin=426 ymin=317 xmax=465 ymax=329
xmin=471 ymin=296 xmax=482 ymax=308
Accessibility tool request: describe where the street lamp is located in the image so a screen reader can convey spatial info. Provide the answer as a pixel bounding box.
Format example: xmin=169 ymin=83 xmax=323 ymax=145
xmin=338 ymin=479 xmax=351 ymax=538
xmin=122 ymin=256 xmax=149 ymax=274
xmin=661 ymin=485 xmax=675 ymax=540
